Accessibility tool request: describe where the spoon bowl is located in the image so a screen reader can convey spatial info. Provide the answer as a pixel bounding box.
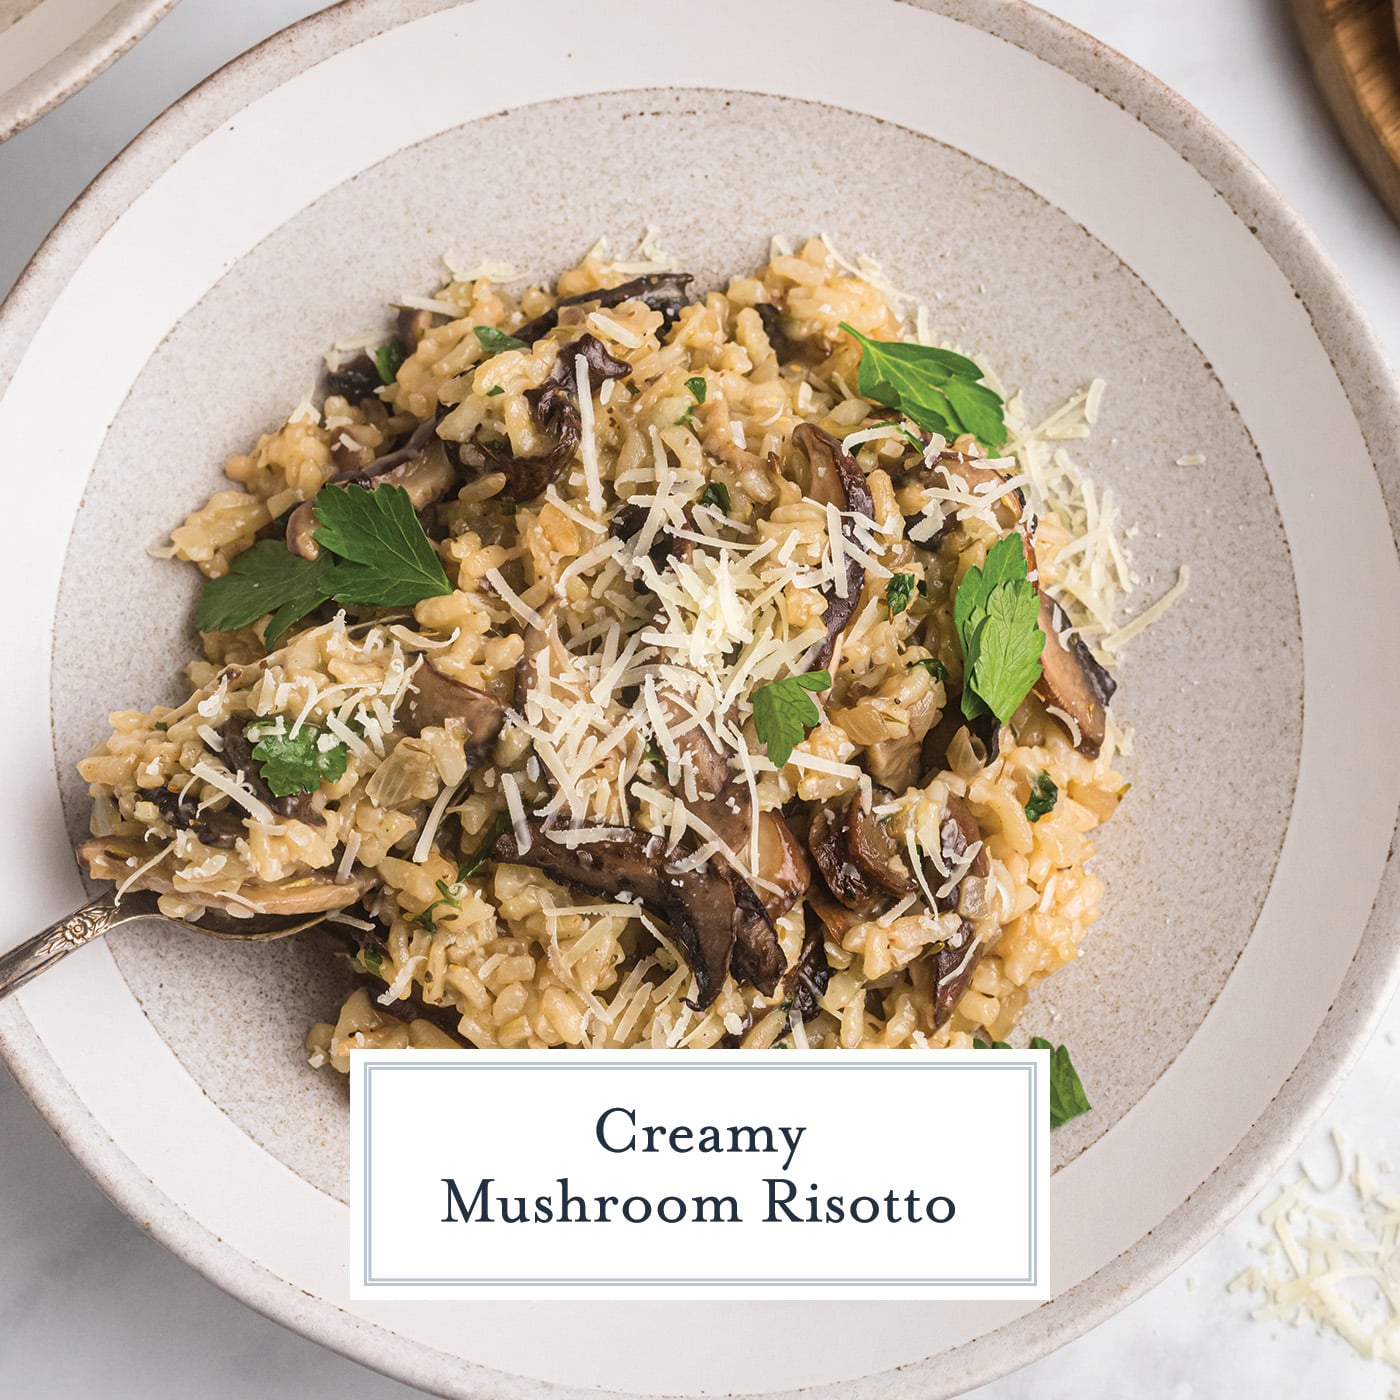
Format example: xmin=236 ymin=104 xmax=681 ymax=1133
xmin=0 ymin=886 xmax=331 ymax=999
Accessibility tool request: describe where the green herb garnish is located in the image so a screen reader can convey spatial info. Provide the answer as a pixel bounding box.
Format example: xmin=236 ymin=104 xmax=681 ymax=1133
xmin=312 ymin=483 xmax=453 ymax=606
xmin=485 ymin=385 xmax=505 ymax=397
xmin=1031 ymin=1037 xmax=1092 ymax=1128
xmin=373 ymin=337 xmax=407 ymax=385
xmin=684 ymin=376 xmax=707 ymax=403
xmin=698 ymin=482 xmax=731 ymax=515
xmin=974 ymin=1035 xmax=1091 ymax=1128
xmin=838 ymin=322 xmax=1006 ymax=450
xmin=194 ymin=541 xmax=339 ymax=647
xmin=751 ymin=669 xmax=832 ymax=768
xmin=249 ymin=724 xmax=348 ymax=798
xmin=474 ymin=326 xmax=528 ymax=355
xmin=1025 ymin=770 xmax=1058 ymax=823
xmin=952 ymin=533 xmax=1044 ymax=724
xmin=194 ymin=484 xmax=452 ymax=645
xmin=912 ymin=658 xmax=949 ymax=682
xmin=363 ymin=948 xmax=383 ymax=976
xmin=457 ymin=813 xmax=511 ymax=881
xmin=885 ymin=573 xmax=916 ymax=616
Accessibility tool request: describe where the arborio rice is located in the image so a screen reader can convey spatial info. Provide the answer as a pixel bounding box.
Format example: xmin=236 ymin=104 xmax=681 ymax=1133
xmin=78 ymin=234 xmax=1150 ymax=1070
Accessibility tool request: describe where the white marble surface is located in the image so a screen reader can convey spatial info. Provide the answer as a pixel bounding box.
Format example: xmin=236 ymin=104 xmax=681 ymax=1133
xmin=1 ymin=1 xmax=1399 ymax=1395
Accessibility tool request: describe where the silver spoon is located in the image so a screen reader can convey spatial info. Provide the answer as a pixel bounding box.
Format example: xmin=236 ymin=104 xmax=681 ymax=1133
xmin=0 ymin=887 xmax=330 ymax=999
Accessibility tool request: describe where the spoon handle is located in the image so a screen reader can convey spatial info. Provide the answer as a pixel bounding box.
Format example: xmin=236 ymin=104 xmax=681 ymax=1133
xmin=0 ymin=889 xmax=127 ymax=1000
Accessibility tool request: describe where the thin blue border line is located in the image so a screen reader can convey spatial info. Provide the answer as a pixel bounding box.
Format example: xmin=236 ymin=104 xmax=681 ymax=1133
xmin=361 ymin=1058 xmax=1040 ymax=1289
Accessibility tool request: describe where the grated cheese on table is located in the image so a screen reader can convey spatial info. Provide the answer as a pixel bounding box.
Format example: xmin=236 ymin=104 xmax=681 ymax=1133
xmin=1233 ymin=1130 xmax=1400 ymax=1373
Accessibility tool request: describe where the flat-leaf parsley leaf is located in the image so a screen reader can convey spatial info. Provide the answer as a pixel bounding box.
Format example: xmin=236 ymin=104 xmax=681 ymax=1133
xmin=953 ymin=533 xmax=1045 ymax=724
xmin=1031 ymin=1037 xmax=1092 ymax=1128
xmin=838 ymin=322 xmax=1007 ymax=450
xmin=194 ymin=541 xmax=338 ymax=646
xmin=250 ymin=724 xmax=348 ymax=797
xmin=1025 ymin=770 xmax=1058 ymax=822
xmin=751 ymin=669 xmax=832 ymax=768
xmin=313 ymin=483 xmax=453 ymax=606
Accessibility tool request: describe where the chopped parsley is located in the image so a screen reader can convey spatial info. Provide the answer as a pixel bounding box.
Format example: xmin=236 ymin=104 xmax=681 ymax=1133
xmin=485 ymin=385 xmax=505 ymax=397
xmin=457 ymin=812 xmax=511 ymax=881
xmin=698 ymin=482 xmax=731 ymax=515
xmin=194 ymin=484 xmax=452 ymax=645
xmin=373 ymin=336 xmax=407 ymax=385
xmin=838 ymin=322 xmax=1007 ymax=450
xmin=885 ymin=573 xmax=917 ymax=616
xmin=684 ymin=376 xmax=707 ymax=403
xmin=249 ymin=724 xmax=348 ymax=798
xmin=362 ymin=947 xmax=383 ymax=976
xmin=952 ymin=533 xmax=1045 ymax=724
xmin=912 ymin=657 xmax=949 ymax=682
xmin=474 ymin=325 xmax=528 ymax=355
xmin=1025 ymin=770 xmax=1058 ymax=822
xmin=751 ymin=669 xmax=831 ymax=768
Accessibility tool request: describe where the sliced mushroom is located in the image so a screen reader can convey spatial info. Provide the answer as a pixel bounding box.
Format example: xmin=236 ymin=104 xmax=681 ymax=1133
xmin=491 ymin=817 xmax=773 ymax=1008
xmin=77 ymin=836 xmax=373 ymax=915
xmin=400 ymin=662 xmax=505 ymax=762
xmin=287 ymin=419 xmax=453 ymax=560
xmin=784 ymin=903 xmax=833 ymax=1022
xmin=926 ymin=794 xmax=989 ymax=914
xmin=468 ymin=334 xmax=629 ymax=502
xmin=931 ymin=920 xmax=981 ymax=1029
xmin=1035 ymin=598 xmax=1117 ymax=758
xmin=512 ymin=273 xmax=695 ymax=346
xmin=146 ymin=784 xmax=245 ymax=848
xmin=865 ymin=733 xmax=924 ymax=792
xmin=845 ymin=788 xmax=915 ymax=896
xmin=807 ymin=805 xmax=874 ymax=911
xmin=788 ymin=423 xmax=876 ymax=668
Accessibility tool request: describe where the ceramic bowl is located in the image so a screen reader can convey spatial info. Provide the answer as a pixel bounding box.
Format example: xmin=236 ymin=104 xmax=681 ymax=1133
xmin=2 ymin=1 xmax=1399 ymax=1396
xmin=0 ymin=0 xmax=177 ymax=140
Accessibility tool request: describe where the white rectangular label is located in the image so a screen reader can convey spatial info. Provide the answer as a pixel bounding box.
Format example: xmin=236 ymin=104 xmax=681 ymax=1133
xmin=350 ymin=1050 xmax=1049 ymax=1300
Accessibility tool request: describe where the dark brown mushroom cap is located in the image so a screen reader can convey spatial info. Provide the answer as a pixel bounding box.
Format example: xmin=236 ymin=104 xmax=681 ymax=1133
xmin=807 ymin=804 xmax=874 ymax=911
xmin=788 ymin=423 xmax=875 ymax=669
xmin=147 ymin=784 xmax=245 ymax=848
xmin=1035 ymin=598 xmax=1117 ymax=759
xmin=783 ymin=903 xmax=833 ymax=1023
xmin=931 ymin=920 xmax=981 ymax=1029
xmin=512 ymin=273 xmax=695 ymax=346
xmin=468 ymin=334 xmax=630 ymax=502
xmin=323 ymin=353 xmax=382 ymax=403
xmin=399 ymin=662 xmax=506 ymax=763
xmin=490 ymin=816 xmax=781 ymax=1008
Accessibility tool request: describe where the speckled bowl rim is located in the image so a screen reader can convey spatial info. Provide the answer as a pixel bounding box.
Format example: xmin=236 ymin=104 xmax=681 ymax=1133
xmin=2 ymin=1 xmax=1399 ymax=1396
xmin=0 ymin=0 xmax=178 ymax=142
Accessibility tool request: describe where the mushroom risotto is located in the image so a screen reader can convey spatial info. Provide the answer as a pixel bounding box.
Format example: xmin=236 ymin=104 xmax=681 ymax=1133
xmin=77 ymin=236 xmax=1136 ymax=1066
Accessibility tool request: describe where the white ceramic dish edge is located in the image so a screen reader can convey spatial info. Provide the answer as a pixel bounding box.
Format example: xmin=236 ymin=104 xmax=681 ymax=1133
xmin=0 ymin=0 xmax=179 ymax=142
xmin=1 ymin=1 xmax=1399 ymax=1396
